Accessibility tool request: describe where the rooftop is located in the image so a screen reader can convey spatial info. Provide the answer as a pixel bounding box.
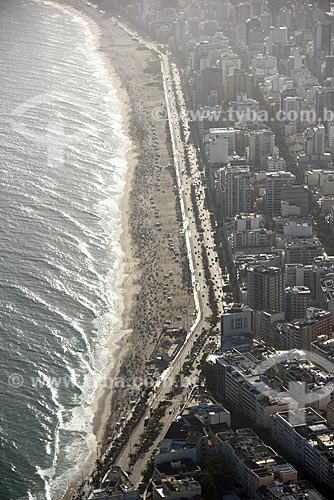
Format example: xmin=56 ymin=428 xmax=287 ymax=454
xmin=155 ymin=458 xmax=200 ymax=478
xmin=266 ymin=480 xmax=325 ymax=499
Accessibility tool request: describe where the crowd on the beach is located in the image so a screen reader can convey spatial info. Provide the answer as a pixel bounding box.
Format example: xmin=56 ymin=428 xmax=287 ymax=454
xmin=98 ymin=35 xmax=194 ymax=453
xmin=69 ymin=22 xmax=195 ymax=500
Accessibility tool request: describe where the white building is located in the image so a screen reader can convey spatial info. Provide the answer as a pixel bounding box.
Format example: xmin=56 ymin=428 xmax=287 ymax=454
xmin=217 ymin=429 xmax=297 ymax=498
xmin=272 ymin=408 xmax=334 ymax=491
xmin=153 ymin=478 xmax=201 ymax=500
xmin=234 ymin=213 xmax=263 ymax=231
xmin=267 ymin=155 xmax=286 ymax=172
xmin=208 ymin=128 xmax=235 ymax=164
xmin=206 ymin=351 xmax=297 ymax=429
xmin=230 ymin=93 xmax=260 ymax=126
xmin=283 ymin=222 xmax=313 ymax=239
xmin=270 ymin=26 xmax=288 ymax=45
xmin=184 ymin=403 xmax=231 ymax=427
xmin=285 ymin=239 xmax=324 ymax=266
xmin=87 ymin=467 xmax=139 ymax=500
xmin=251 ymin=54 xmax=277 ymax=76
xmin=221 ymin=302 xmax=254 ymax=347
xmin=281 ymin=201 xmax=301 ymax=217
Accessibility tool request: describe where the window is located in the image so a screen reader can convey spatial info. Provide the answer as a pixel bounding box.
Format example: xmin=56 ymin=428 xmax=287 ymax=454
xmin=235 ymin=317 xmax=243 ymax=330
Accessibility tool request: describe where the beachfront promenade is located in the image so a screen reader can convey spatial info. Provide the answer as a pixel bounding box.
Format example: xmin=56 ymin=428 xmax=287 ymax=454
xmin=111 ymin=19 xmax=224 ymax=486
xmin=58 ymin=3 xmax=225 ymax=494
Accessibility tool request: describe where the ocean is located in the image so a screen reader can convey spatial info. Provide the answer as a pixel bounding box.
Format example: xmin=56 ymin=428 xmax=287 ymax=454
xmin=0 ymin=1 xmax=129 ymax=498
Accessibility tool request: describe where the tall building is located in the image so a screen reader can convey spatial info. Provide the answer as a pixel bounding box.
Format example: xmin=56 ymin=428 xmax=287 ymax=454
xmin=325 ymin=56 xmax=334 ymax=79
xmin=318 ymin=0 xmax=330 ymax=11
xmin=221 ymin=52 xmax=241 ymax=86
xmin=285 ymin=239 xmax=324 ymax=265
xmin=285 ymin=263 xmax=308 ymax=287
xmin=281 ymin=96 xmax=302 ymax=133
xmin=254 ymin=310 xmax=285 ymax=342
xmin=327 ymin=399 xmax=334 ymax=428
xmin=273 ymin=307 xmax=332 ymax=349
xmin=244 ymin=128 xmax=276 ymax=169
xmin=314 ymin=21 xmax=332 ymax=60
xmin=265 ymin=171 xmax=296 ymax=219
xmin=272 ymin=408 xmax=334 ymax=492
xmin=281 ymin=185 xmax=309 ymax=216
xmin=194 ymin=66 xmax=223 ymax=107
xmin=260 ymin=12 xmax=272 ymax=35
xmin=281 ymin=96 xmax=302 ymax=116
xmin=220 ymin=165 xmax=251 ymax=218
xmin=267 ymin=154 xmax=286 ymax=172
xmin=223 ymin=69 xmax=254 ymax=101
xmin=220 ymin=302 xmax=254 ymax=350
xmin=206 ymin=351 xmax=296 ymax=428
xmin=216 ymin=429 xmax=298 ymax=498
xmin=172 ymin=18 xmax=186 ymax=47
xmin=284 ymin=286 xmax=311 ymax=321
xmin=245 ymin=17 xmax=261 ymax=46
xmin=233 ymin=2 xmax=252 ymax=25
xmin=304 ymin=125 xmax=326 ymax=156
xmin=247 ymin=265 xmax=284 ymax=313
xmin=270 ymin=26 xmax=288 ymax=46
xmin=230 ymin=93 xmax=260 ymax=127
xmin=315 ymin=86 xmax=334 ymax=123
xmin=208 ymin=128 xmax=235 ymax=164
xmin=329 ymin=121 xmax=334 ymax=152
xmin=192 ymin=41 xmax=210 ymax=71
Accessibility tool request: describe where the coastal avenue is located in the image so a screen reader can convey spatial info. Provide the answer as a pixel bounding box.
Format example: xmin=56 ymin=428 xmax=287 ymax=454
xmin=112 ymin=18 xmax=224 ymax=484
xmin=108 ymin=18 xmax=224 ymax=487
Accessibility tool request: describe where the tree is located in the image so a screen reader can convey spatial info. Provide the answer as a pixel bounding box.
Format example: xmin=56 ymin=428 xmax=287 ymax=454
xmin=195 ymin=470 xmax=217 ymax=500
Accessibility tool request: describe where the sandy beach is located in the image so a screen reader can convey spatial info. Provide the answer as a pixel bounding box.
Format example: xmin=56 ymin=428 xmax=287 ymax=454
xmin=55 ymin=2 xmax=196 ymax=498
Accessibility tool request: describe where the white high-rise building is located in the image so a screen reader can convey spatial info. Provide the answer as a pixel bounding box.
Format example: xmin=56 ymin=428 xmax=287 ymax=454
xmin=208 ymin=128 xmax=235 ymax=164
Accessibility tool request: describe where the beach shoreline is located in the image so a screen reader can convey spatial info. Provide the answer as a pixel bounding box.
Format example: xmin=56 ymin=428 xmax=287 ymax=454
xmin=54 ymin=2 xmax=196 ymax=498
xmin=47 ymin=3 xmax=141 ymax=498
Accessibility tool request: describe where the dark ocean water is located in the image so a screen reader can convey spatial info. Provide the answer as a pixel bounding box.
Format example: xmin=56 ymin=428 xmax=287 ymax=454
xmin=0 ymin=1 xmax=129 ymax=498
